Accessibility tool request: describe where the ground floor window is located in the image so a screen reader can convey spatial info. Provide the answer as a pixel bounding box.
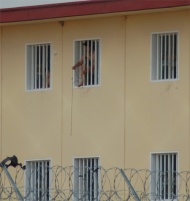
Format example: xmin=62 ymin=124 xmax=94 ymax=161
xmin=151 ymin=153 xmax=177 ymax=200
xmin=25 ymin=160 xmax=50 ymax=201
xmin=73 ymin=157 xmax=99 ymax=201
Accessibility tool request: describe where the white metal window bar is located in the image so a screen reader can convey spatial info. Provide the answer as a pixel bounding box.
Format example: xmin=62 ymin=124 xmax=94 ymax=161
xmin=74 ymin=157 xmax=99 ymax=201
xmin=73 ymin=39 xmax=100 ymax=87
xmin=152 ymin=33 xmax=178 ymax=81
xmin=26 ymin=43 xmax=51 ymax=90
xmin=25 ymin=160 xmax=50 ymax=201
xmin=151 ymin=153 xmax=177 ymax=200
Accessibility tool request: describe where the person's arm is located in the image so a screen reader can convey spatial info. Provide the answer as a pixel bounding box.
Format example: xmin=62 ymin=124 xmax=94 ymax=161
xmin=72 ymin=57 xmax=84 ymax=70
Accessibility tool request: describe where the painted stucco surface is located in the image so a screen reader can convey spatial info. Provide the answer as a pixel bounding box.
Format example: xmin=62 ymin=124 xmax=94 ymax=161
xmin=0 ymin=8 xmax=190 ymax=172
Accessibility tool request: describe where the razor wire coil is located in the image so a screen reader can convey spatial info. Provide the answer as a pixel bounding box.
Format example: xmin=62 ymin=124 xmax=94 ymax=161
xmin=0 ymin=166 xmax=190 ymax=200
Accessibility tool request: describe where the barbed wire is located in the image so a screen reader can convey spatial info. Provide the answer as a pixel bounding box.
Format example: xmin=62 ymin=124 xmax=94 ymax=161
xmin=1 ymin=166 xmax=190 ymax=200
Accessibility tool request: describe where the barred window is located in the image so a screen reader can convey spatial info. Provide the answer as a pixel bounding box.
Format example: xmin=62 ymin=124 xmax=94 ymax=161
xmin=26 ymin=43 xmax=51 ymax=90
xmin=151 ymin=153 xmax=177 ymax=200
xmin=73 ymin=157 xmax=99 ymax=201
xmin=25 ymin=160 xmax=50 ymax=201
xmin=151 ymin=32 xmax=178 ymax=81
xmin=73 ymin=39 xmax=100 ymax=87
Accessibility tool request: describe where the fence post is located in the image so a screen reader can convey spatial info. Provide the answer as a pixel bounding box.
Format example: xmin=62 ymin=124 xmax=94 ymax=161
xmin=1 ymin=164 xmax=24 ymax=201
xmin=119 ymin=168 xmax=141 ymax=201
xmin=0 ymin=157 xmax=24 ymax=201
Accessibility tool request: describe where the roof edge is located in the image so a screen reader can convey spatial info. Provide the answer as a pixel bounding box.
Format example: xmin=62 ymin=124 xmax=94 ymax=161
xmin=0 ymin=0 xmax=190 ymax=23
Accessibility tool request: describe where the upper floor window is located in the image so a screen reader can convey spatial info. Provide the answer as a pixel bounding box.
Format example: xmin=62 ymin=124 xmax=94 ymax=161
xmin=151 ymin=32 xmax=178 ymax=81
xmin=26 ymin=43 xmax=51 ymax=90
xmin=25 ymin=160 xmax=50 ymax=200
xmin=151 ymin=153 xmax=177 ymax=200
xmin=72 ymin=39 xmax=100 ymax=87
xmin=73 ymin=157 xmax=100 ymax=201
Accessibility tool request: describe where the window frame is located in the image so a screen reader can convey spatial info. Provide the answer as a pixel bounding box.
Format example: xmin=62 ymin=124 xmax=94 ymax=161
xmin=150 ymin=152 xmax=178 ymax=201
xmin=73 ymin=39 xmax=101 ymax=88
xmin=25 ymin=159 xmax=51 ymax=201
xmin=150 ymin=31 xmax=179 ymax=82
xmin=25 ymin=42 xmax=52 ymax=91
xmin=73 ymin=156 xmax=100 ymax=201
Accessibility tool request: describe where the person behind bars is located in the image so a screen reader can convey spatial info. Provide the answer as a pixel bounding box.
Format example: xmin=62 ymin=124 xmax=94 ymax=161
xmin=72 ymin=41 xmax=95 ymax=87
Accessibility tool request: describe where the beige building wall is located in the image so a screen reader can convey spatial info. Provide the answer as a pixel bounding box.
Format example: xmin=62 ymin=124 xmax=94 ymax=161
xmin=1 ymin=22 xmax=64 ymax=165
xmin=62 ymin=17 xmax=125 ymax=168
xmin=1 ymin=17 xmax=126 ymax=168
xmin=125 ymin=10 xmax=190 ymax=171
xmin=0 ymin=8 xmax=190 ymax=172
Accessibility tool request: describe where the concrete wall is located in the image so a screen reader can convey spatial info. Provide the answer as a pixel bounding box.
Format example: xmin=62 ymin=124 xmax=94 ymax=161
xmin=62 ymin=17 xmax=125 ymax=168
xmin=1 ymin=22 xmax=64 ymax=165
xmin=125 ymin=10 xmax=190 ymax=171
xmin=0 ymin=9 xmax=190 ymax=171
xmin=0 ymin=17 xmax=125 ymax=168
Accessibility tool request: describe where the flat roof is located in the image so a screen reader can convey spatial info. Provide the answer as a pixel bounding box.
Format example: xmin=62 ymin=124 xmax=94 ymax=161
xmin=0 ymin=0 xmax=190 ymax=23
